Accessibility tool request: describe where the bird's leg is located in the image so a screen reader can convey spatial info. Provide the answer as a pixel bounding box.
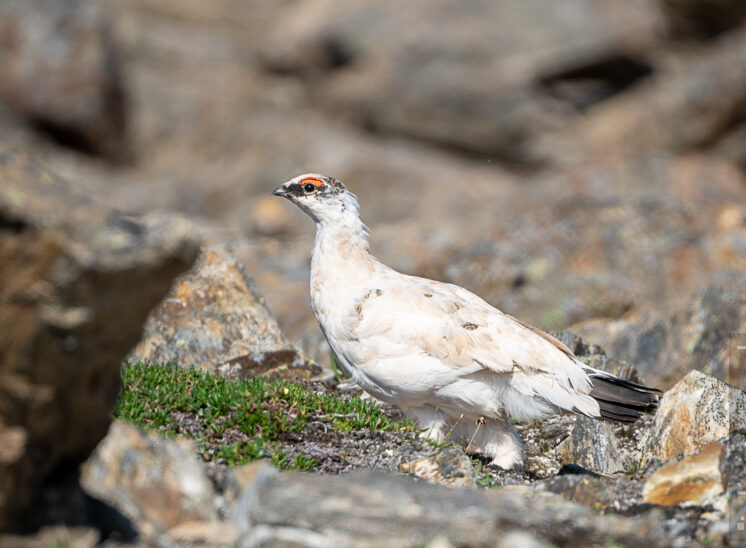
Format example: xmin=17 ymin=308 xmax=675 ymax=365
xmin=465 ymin=416 xmax=486 ymax=454
xmin=454 ymin=415 xmax=524 ymax=470
xmin=487 ymin=420 xmax=525 ymax=470
xmin=405 ymin=406 xmax=449 ymax=442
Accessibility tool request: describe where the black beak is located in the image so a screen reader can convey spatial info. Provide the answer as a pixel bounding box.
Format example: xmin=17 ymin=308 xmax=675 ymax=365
xmin=273 ymin=187 xmax=289 ymax=197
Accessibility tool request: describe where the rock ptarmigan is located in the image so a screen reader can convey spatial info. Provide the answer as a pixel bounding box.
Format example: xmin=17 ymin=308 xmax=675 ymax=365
xmin=273 ymin=173 xmax=660 ymax=469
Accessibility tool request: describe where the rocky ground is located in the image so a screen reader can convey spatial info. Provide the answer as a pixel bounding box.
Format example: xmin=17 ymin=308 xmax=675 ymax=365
xmin=1 ymin=0 xmax=746 ymax=546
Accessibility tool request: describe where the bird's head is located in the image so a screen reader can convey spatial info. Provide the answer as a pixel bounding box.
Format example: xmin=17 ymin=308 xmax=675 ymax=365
xmin=273 ymin=173 xmax=361 ymax=225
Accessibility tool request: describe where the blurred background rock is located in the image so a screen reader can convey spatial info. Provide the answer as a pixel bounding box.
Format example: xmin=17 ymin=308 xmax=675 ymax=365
xmin=1 ymin=0 xmax=745 ymax=541
xmin=2 ymin=0 xmax=745 ymax=379
xmin=2 ymin=0 xmax=744 ymax=386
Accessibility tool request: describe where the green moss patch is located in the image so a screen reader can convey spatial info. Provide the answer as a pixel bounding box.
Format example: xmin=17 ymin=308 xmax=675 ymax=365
xmin=113 ymin=362 xmax=413 ymax=470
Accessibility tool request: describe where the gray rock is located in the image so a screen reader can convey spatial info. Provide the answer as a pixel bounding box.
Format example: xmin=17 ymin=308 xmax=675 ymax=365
xmin=230 ymin=464 xmax=667 ymax=547
xmin=556 ymin=416 xmax=625 ymax=475
xmin=80 ymin=420 xmax=219 ymax=540
xmin=0 ymin=145 xmax=198 ymax=529
xmin=660 ymin=0 xmax=746 ymax=38
xmin=495 ymin=531 xmax=557 ymax=548
xmin=554 ymin=331 xmax=644 ymax=382
xmin=0 ymin=0 xmax=127 ymax=159
xmin=262 ymin=0 xmax=663 ymax=163
xmin=572 ymin=283 xmax=746 ymax=391
xmin=444 ymin=177 xmax=746 ymax=355
xmin=127 ymin=243 xmax=320 ymax=381
xmin=533 ymin=473 xmax=641 ymax=513
xmin=538 ymin=28 xmax=746 ymax=163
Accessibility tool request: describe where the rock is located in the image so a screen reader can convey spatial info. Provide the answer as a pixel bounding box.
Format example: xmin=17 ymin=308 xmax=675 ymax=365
xmin=399 ymin=447 xmax=476 ymax=488
xmin=263 ymin=0 xmax=662 ymax=163
xmin=230 ymin=466 xmax=667 ymax=547
xmin=642 ymin=371 xmax=746 ymax=465
xmin=643 ymin=441 xmax=725 ymax=506
xmin=723 ymin=430 xmax=746 ymax=498
xmin=556 ymin=417 xmax=625 ymax=475
xmin=0 ymin=0 xmax=126 ymax=160
xmin=495 ymin=531 xmax=557 ymax=548
xmin=0 ymin=145 xmax=198 ymax=529
xmin=445 ymin=166 xmax=746 ymax=346
xmin=539 ymin=28 xmax=746 ymax=163
xmin=0 ymin=526 xmax=99 ymax=548
xmin=231 ymin=460 xmax=272 ymax=492
xmin=167 ymin=520 xmax=241 ymax=546
xmin=660 ymin=0 xmax=746 ymax=39
xmin=554 ymin=331 xmax=644 ymax=382
xmin=518 ymin=416 xmax=577 ymax=479
xmin=80 ymin=420 xmax=218 ymax=540
xmin=730 ymin=496 xmax=746 ymax=546
xmin=127 ymin=243 xmax=319 ymax=381
xmin=425 ymin=535 xmax=459 ymax=548
xmin=573 ymin=284 xmax=746 ymax=389
xmin=533 ymin=474 xmax=639 ymax=513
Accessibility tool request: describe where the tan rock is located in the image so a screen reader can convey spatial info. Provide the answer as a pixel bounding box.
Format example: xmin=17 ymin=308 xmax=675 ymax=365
xmin=0 ymin=422 xmax=26 ymax=465
xmin=399 ymin=447 xmax=476 ymax=488
xmin=168 ymin=520 xmax=240 ymax=545
xmin=0 ymin=526 xmax=99 ymax=548
xmin=232 ymin=460 xmax=274 ymax=491
xmin=643 ymin=442 xmax=725 ymax=506
xmin=642 ymin=371 xmax=746 ymax=465
xmin=80 ymin=420 xmax=217 ymax=539
xmin=127 ymin=244 xmax=319 ymax=381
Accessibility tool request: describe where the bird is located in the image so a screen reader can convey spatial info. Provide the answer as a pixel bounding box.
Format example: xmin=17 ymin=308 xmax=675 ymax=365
xmin=273 ymin=173 xmax=660 ymax=469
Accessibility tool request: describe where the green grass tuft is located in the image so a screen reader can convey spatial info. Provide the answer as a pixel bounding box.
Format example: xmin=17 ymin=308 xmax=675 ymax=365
xmin=113 ymin=362 xmax=413 ymax=470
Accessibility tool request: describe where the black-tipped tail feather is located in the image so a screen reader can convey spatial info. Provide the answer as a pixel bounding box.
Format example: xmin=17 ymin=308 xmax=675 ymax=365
xmin=587 ymin=372 xmax=661 ymax=423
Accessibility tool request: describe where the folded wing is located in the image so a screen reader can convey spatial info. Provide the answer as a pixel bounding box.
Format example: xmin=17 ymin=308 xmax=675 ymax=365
xmin=348 ymin=275 xmax=603 ymax=419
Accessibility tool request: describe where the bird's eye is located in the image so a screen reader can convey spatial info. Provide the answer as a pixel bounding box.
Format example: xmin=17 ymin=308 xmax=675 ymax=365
xmin=303 ymin=183 xmax=317 ymax=193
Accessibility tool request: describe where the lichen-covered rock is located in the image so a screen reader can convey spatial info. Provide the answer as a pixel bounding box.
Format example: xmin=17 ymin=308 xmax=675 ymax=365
xmin=556 ymin=417 xmax=625 ymax=475
xmin=642 ymin=371 xmax=746 ymax=465
xmin=80 ymin=420 xmax=218 ymax=540
xmin=399 ymin=447 xmax=476 ymax=488
xmin=0 ymin=145 xmax=198 ymax=529
xmin=643 ymin=442 xmax=725 ymax=506
xmin=127 ymin=244 xmax=319 ymax=381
